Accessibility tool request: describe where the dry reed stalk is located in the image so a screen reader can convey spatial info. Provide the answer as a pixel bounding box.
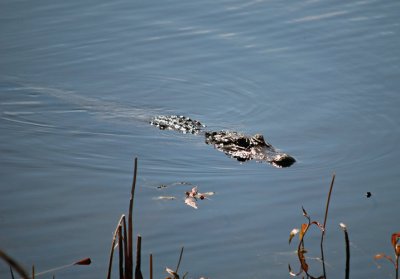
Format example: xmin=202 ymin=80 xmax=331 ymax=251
xmin=122 ymin=216 xmax=128 ymax=278
xmin=107 ymin=158 xmax=139 ymax=279
xmin=118 ymin=225 xmax=124 ymax=279
xmin=32 ymin=265 xmax=35 ymax=279
xmin=107 ymin=214 xmax=126 ymax=279
xmin=322 ymin=173 xmax=336 ymax=239
xmin=345 ymin=231 xmax=351 ymax=279
xmin=149 ymin=254 xmax=153 ymax=279
xmin=320 ymin=173 xmax=336 ymax=277
xmin=176 ymin=247 xmax=184 ymax=274
xmin=339 ymin=223 xmax=350 ymax=279
xmin=135 ymin=235 xmax=143 ymax=279
xmin=0 ymin=250 xmax=30 ymax=279
xmin=127 ymin=158 xmax=138 ymax=279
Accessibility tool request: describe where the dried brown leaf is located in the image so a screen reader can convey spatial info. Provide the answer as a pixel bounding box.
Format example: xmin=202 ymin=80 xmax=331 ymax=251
xmin=391 ymin=232 xmax=400 ymax=250
xmin=74 ymin=258 xmax=91 ymax=265
xmin=374 ymin=253 xmax=385 ymax=260
xmin=299 ymin=223 xmax=308 ymax=241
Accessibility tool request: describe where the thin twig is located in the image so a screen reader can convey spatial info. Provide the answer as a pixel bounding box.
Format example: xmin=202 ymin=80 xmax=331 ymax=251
xmin=175 ymin=247 xmax=184 ymax=274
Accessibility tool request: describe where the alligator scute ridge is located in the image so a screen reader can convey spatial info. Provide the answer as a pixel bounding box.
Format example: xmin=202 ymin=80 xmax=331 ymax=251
xmin=150 ymin=115 xmax=205 ymax=134
xmin=150 ymin=115 xmax=295 ymax=168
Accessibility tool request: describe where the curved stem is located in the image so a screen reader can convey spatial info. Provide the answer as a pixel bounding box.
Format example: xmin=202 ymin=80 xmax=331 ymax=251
xmin=320 ymin=173 xmax=336 ymax=278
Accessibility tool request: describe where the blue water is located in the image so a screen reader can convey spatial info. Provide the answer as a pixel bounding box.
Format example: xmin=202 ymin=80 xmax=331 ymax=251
xmin=1 ymin=0 xmax=400 ymax=278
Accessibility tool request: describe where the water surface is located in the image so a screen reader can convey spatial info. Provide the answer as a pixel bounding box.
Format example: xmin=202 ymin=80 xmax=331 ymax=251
xmin=1 ymin=0 xmax=400 ymax=278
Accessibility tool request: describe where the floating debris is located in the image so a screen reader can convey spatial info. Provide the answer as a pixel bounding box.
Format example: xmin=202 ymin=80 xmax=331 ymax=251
xmin=184 ymin=196 xmax=198 ymax=209
xmin=156 ymin=184 xmax=168 ymax=189
xmin=365 ymin=191 xmax=372 ymax=198
xmin=152 ymin=183 xmax=215 ymax=209
xmin=184 ymin=186 xmax=215 ymax=209
xmin=153 ymin=196 xmax=176 ymax=200
xmin=154 ymin=181 xmax=194 ymax=189
xmin=165 ymin=267 xmax=179 ymax=278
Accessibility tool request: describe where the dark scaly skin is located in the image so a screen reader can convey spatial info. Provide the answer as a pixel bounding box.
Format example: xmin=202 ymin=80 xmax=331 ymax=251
xmin=150 ymin=115 xmax=295 ymax=168
xmin=150 ymin=115 xmax=205 ymax=134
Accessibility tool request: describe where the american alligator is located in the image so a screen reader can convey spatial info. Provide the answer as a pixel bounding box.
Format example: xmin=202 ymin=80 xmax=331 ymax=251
xmin=150 ymin=115 xmax=295 ymax=168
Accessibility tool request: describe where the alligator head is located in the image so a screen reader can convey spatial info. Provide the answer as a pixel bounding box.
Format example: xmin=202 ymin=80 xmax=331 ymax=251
xmin=205 ymin=130 xmax=295 ymax=168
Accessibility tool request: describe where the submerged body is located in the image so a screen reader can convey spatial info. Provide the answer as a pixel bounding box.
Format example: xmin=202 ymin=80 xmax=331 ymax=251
xmin=150 ymin=115 xmax=295 ymax=168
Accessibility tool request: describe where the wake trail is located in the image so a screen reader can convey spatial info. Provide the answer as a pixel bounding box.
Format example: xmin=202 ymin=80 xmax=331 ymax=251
xmin=0 ymin=75 xmax=157 ymax=125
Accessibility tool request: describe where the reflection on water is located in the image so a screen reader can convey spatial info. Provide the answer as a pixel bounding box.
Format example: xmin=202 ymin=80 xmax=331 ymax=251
xmin=1 ymin=0 xmax=400 ymax=278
